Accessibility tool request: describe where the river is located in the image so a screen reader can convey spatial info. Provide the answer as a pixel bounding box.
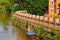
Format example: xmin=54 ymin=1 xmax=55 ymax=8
xmin=0 ymin=22 xmax=31 ymax=40
xmin=0 ymin=13 xmax=30 ymax=40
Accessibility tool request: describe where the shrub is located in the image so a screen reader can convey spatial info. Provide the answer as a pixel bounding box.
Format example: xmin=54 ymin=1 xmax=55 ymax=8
xmin=50 ymin=28 xmax=57 ymax=36
xmin=25 ymin=21 xmax=29 ymax=29
xmin=44 ymin=28 xmax=60 ymax=40
xmin=51 ymin=13 xmax=58 ymax=18
xmin=33 ymin=26 xmax=39 ymax=34
xmin=36 ymin=25 xmax=45 ymax=39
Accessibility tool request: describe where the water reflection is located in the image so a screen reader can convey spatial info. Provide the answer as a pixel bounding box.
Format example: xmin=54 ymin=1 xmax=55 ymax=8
xmin=0 ymin=25 xmax=17 ymax=40
xmin=0 ymin=13 xmax=30 ymax=40
xmin=0 ymin=13 xmax=9 ymax=26
xmin=16 ymin=28 xmax=30 ymax=40
xmin=3 ymin=26 xmax=8 ymax=32
xmin=0 ymin=22 xmax=30 ymax=40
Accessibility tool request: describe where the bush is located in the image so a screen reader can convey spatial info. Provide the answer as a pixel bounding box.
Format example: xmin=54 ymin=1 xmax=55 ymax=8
xmin=51 ymin=13 xmax=58 ymax=18
xmin=33 ymin=26 xmax=39 ymax=34
xmin=33 ymin=25 xmax=45 ymax=39
xmin=33 ymin=25 xmax=60 ymax=40
xmin=50 ymin=28 xmax=57 ymax=36
xmin=25 ymin=21 xmax=29 ymax=29
xmin=45 ymin=28 xmax=60 ymax=40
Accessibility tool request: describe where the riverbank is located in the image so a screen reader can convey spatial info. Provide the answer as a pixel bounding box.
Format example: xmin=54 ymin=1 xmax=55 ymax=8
xmin=12 ymin=15 xmax=60 ymax=40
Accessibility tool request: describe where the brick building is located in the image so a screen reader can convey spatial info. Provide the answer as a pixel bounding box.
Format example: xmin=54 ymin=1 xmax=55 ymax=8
xmin=45 ymin=0 xmax=60 ymax=17
xmin=49 ymin=0 xmax=60 ymax=14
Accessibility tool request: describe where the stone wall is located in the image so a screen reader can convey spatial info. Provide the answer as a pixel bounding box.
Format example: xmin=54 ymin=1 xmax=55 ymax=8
xmin=12 ymin=10 xmax=60 ymax=31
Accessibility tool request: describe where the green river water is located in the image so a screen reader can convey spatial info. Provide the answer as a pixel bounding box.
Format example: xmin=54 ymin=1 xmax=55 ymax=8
xmin=0 ymin=13 xmax=30 ymax=40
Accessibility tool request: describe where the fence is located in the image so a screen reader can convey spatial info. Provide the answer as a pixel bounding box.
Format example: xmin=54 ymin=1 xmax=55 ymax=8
xmin=14 ymin=10 xmax=60 ymax=29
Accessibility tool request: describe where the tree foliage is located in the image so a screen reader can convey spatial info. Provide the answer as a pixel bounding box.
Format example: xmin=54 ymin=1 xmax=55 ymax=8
xmin=0 ymin=0 xmax=11 ymax=13
xmin=0 ymin=0 xmax=48 ymax=15
xmin=8 ymin=0 xmax=48 ymax=15
xmin=24 ymin=0 xmax=48 ymax=15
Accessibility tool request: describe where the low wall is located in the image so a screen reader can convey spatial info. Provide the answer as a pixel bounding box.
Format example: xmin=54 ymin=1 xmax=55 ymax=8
xmin=14 ymin=10 xmax=60 ymax=30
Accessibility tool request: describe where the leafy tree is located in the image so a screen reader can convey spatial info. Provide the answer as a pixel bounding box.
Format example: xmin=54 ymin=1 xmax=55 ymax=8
xmin=0 ymin=0 xmax=48 ymax=16
xmin=23 ymin=0 xmax=48 ymax=15
xmin=8 ymin=0 xmax=48 ymax=15
xmin=0 ymin=0 xmax=11 ymax=13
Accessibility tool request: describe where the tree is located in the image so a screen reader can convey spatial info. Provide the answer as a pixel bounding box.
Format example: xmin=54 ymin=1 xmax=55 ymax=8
xmin=23 ymin=0 xmax=48 ymax=15
xmin=0 ymin=0 xmax=48 ymax=16
xmin=0 ymin=0 xmax=11 ymax=13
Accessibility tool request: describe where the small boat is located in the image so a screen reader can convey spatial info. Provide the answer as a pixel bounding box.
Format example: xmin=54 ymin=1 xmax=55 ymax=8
xmin=26 ymin=32 xmax=36 ymax=36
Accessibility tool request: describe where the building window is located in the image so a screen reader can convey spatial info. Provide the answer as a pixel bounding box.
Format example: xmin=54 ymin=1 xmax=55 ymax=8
xmin=51 ymin=8 xmax=54 ymax=12
xmin=52 ymin=1 xmax=54 ymax=5
xmin=51 ymin=0 xmax=54 ymax=5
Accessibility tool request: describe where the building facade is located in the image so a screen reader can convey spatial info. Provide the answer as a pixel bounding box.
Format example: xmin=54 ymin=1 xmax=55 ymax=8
xmin=48 ymin=0 xmax=60 ymax=14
